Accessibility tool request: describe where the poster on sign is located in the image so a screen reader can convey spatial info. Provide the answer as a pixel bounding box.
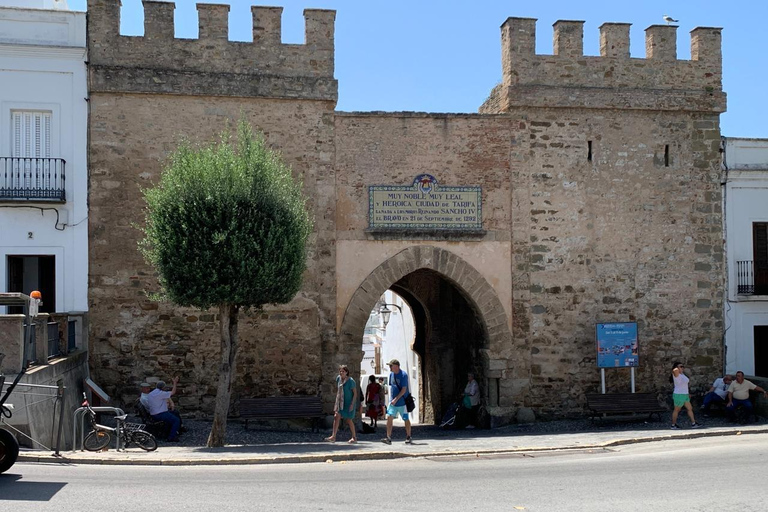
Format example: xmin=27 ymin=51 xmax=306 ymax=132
xmin=596 ymin=323 xmax=639 ymax=368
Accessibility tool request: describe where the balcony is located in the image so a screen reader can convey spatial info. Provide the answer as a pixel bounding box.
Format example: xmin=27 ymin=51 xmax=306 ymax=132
xmin=736 ymin=260 xmax=768 ymax=295
xmin=0 ymin=157 xmax=66 ymax=202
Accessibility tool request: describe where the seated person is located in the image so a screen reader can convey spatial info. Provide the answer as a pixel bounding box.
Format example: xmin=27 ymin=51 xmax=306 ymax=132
xmin=700 ymin=374 xmax=732 ymax=415
xmin=726 ymin=371 xmax=768 ymax=421
xmin=139 ymin=381 xmax=185 ymax=435
xmin=146 ymin=377 xmax=181 ymax=442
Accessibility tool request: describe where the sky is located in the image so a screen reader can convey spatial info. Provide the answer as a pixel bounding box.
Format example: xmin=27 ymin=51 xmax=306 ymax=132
xmin=68 ymin=0 xmax=768 ymax=138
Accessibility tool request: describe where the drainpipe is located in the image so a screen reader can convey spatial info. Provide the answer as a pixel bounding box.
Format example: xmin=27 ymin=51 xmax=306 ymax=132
xmin=720 ymin=137 xmax=729 ymax=376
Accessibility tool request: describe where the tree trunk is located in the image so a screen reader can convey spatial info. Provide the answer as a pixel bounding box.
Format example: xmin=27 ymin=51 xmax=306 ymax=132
xmin=207 ymin=303 xmax=239 ymax=447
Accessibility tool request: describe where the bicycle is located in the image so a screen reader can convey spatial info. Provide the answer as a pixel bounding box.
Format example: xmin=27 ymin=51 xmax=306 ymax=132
xmin=81 ymin=393 xmax=158 ymax=452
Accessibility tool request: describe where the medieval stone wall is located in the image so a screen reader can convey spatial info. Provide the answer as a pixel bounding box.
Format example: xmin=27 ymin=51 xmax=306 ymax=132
xmin=86 ymin=0 xmax=338 ymax=411
xmin=85 ymin=3 xmax=726 ymax=422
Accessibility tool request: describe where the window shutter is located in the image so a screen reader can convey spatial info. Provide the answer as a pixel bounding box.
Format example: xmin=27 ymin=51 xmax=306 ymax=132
xmin=754 ymin=223 xmax=768 ymax=270
xmin=10 ymin=111 xmax=52 ymax=157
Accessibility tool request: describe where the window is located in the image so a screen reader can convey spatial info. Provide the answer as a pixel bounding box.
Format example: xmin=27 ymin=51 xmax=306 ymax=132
xmin=12 ymin=111 xmax=52 ymax=159
xmin=753 ymin=223 xmax=768 ymax=295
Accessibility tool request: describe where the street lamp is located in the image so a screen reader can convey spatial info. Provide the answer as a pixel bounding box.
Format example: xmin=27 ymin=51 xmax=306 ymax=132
xmin=379 ymin=303 xmax=401 ymax=330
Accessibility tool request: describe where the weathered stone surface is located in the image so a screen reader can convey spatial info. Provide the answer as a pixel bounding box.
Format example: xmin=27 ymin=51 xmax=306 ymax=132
xmin=516 ymin=407 xmax=536 ymax=424
xmin=86 ymin=5 xmax=725 ymax=424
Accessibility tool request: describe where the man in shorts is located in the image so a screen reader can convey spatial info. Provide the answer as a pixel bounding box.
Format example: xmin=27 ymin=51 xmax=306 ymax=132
xmin=381 ymin=359 xmax=412 ymax=445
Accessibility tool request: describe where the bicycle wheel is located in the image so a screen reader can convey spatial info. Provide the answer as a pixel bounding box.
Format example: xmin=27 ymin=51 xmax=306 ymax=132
xmin=130 ymin=430 xmax=158 ymax=452
xmin=83 ymin=430 xmax=112 ymax=451
xmin=0 ymin=428 xmax=20 ymax=474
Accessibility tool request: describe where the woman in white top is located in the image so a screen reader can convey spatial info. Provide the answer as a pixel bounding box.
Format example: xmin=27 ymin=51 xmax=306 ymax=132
xmin=670 ymin=361 xmax=702 ymax=430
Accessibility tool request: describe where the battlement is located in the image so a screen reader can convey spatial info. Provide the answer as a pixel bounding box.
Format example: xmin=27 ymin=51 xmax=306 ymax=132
xmin=484 ymin=17 xmax=725 ymax=113
xmin=87 ymin=0 xmax=337 ymax=101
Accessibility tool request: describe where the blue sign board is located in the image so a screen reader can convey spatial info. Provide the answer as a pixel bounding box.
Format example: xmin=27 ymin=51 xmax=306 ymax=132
xmin=596 ymin=323 xmax=639 ymax=368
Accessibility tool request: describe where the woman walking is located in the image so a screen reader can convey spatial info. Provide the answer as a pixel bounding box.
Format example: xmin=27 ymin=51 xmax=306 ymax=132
xmin=670 ymin=361 xmax=702 ymax=430
xmin=325 ymin=365 xmax=358 ymax=443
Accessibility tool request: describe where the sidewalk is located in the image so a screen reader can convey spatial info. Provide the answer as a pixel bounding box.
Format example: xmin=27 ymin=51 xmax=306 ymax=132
xmin=17 ymin=422 xmax=768 ymax=466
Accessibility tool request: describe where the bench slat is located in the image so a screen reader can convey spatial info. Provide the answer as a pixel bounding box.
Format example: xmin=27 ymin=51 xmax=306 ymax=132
xmin=585 ymin=393 xmax=665 ymax=419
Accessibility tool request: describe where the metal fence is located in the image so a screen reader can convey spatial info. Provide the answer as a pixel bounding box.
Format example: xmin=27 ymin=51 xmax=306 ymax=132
xmin=0 ymin=157 xmax=66 ymax=201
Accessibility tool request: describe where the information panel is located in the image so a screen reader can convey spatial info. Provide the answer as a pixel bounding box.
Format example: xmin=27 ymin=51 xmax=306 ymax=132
xmin=596 ymin=322 xmax=639 ymax=368
xmin=369 ymin=174 xmax=482 ymax=230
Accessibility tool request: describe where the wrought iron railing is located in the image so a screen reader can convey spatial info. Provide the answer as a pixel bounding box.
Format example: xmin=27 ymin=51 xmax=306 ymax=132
xmin=737 ymin=260 xmax=768 ymax=295
xmin=0 ymin=157 xmax=66 ymax=201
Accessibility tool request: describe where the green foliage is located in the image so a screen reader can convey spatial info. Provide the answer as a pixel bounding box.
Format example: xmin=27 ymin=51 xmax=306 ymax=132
xmin=140 ymin=121 xmax=312 ymax=310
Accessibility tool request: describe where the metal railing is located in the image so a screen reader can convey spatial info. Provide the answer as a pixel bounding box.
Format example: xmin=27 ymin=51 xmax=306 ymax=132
xmin=0 ymin=157 xmax=66 ymax=201
xmin=737 ymin=260 xmax=768 ymax=295
xmin=47 ymin=321 xmax=60 ymax=359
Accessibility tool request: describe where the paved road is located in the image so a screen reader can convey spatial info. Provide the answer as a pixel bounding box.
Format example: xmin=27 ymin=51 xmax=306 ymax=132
xmin=2 ymin=434 xmax=767 ymax=511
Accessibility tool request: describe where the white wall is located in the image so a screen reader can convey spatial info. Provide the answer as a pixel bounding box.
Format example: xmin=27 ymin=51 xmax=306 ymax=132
xmin=724 ymin=137 xmax=768 ymax=375
xmin=379 ymin=290 xmax=419 ymax=423
xmin=0 ymin=6 xmax=87 ymax=313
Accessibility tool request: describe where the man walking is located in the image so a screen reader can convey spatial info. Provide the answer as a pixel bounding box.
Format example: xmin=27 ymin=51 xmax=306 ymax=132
xmin=381 ymin=359 xmax=412 ymax=445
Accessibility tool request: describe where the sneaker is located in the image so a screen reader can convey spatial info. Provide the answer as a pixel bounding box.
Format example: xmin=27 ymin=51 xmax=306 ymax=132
xmin=405 ymin=436 xmax=412 ymax=444
xmin=670 ymin=424 xmax=681 ymax=430
xmin=381 ymin=437 xmax=392 ymax=445
xmin=691 ymin=422 xmax=703 ymax=429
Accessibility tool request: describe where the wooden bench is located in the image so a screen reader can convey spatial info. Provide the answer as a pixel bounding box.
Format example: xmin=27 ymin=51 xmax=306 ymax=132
xmin=585 ymin=393 xmax=666 ymax=421
xmin=239 ymin=396 xmax=324 ymax=432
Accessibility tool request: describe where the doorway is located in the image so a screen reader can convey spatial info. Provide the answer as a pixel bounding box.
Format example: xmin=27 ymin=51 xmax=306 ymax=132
xmin=6 ymin=255 xmax=56 ymax=313
xmin=755 ymin=325 xmax=768 ymax=377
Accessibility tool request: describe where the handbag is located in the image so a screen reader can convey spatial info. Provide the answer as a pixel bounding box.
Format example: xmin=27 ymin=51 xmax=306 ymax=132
xmin=405 ymin=394 xmax=415 ymax=413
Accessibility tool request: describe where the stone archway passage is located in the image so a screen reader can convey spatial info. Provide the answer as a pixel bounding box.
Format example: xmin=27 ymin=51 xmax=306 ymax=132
xmin=339 ymin=245 xmax=513 ymax=423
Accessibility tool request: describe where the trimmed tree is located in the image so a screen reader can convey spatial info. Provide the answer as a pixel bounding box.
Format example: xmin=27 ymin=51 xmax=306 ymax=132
xmin=140 ymin=121 xmax=312 ymax=447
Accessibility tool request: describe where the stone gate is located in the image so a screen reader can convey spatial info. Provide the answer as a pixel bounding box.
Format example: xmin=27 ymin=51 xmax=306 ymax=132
xmin=86 ymin=1 xmax=725 ymax=424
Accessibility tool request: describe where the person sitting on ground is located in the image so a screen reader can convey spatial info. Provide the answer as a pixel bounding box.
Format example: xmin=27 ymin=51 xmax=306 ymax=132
xmin=726 ymin=371 xmax=768 ymax=422
xmin=146 ymin=377 xmax=181 ymax=442
xmin=700 ymin=374 xmax=732 ymax=416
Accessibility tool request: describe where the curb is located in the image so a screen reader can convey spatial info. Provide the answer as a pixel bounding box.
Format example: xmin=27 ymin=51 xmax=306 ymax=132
xmin=16 ymin=427 xmax=768 ymax=467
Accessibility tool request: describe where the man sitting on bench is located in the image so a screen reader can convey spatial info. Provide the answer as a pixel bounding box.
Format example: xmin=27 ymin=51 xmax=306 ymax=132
xmin=139 ymin=381 xmax=185 ymax=437
xmin=726 ymin=371 xmax=768 ymax=422
xmin=146 ymin=377 xmax=182 ymax=442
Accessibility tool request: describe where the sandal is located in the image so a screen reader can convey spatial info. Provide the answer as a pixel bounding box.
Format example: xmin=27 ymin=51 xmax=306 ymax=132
xmin=324 ymin=436 xmax=336 ymax=443
xmin=348 ymin=439 xmax=357 ymax=444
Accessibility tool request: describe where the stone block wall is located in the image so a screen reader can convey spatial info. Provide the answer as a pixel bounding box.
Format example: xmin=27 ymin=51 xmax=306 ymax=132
xmin=85 ymin=6 xmax=727 ymax=422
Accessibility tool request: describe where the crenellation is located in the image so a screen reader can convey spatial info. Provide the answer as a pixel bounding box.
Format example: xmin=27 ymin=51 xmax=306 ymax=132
xmin=87 ymin=0 xmax=337 ymax=101
xmin=304 ymin=9 xmax=335 ymax=50
xmin=143 ymin=0 xmax=175 ymax=42
xmin=645 ymin=25 xmax=676 ymax=61
xmin=500 ymin=17 xmax=536 ymax=86
xmin=599 ymin=22 xmax=630 ymax=58
xmin=491 ymin=17 xmax=724 ymax=114
xmin=691 ymin=27 xmax=722 ymax=64
xmin=197 ymin=3 xmax=229 ymax=41
xmin=553 ymin=20 xmax=584 ymax=58
xmin=252 ymin=6 xmax=282 ymax=45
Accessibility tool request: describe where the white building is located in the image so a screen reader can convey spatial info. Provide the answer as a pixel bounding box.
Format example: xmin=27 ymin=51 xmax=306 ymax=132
xmin=359 ymin=290 xmax=420 ymax=423
xmin=723 ymin=137 xmax=768 ymax=377
xmin=0 ymin=0 xmax=88 ymax=320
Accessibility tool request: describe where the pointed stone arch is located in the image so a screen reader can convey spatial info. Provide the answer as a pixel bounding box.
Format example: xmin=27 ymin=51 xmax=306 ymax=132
xmin=339 ymin=245 xmax=512 ymax=351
